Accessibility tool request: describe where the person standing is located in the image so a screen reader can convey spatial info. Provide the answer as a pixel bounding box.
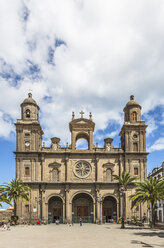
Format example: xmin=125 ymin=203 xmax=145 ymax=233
xmin=79 ymin=218 xmax=82 ymax=226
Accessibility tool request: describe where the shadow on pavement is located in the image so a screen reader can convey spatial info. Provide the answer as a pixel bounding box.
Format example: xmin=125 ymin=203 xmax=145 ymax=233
xmin=134 ymin=232 xmax=164 ymax=238
xmin=131 ymin=240 xmax=153 ymax=247
xmin=131 ymin=240 xmax=164 ymax=247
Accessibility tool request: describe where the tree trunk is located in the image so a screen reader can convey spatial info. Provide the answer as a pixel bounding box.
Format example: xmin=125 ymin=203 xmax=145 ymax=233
xmin=14 ymin=200 xmax=17 ymax=217
xmin=151 ymin=202 xmax=156 ymax=228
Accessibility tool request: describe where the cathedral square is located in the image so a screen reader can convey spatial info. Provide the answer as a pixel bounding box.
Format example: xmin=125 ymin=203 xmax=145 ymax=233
xmin=15 ymin=93 xmax=148 ymax=224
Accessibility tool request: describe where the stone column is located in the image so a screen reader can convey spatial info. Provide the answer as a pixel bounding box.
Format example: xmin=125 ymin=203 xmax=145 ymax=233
xmin=140 ymin=131 xmax=143 ymax=152
xmin=117 ymin=201 xmax=119 ymax=222
xmin=125 ymin=159 xmax=129 ymax=173
xmin=71 ymin=131 xmax=76 ymax=150
xmin=95 ymin=157 xmax=99 ymax=182
xmin=143 ymin=131 xmax=146 ymax=152
xmin=20 ymin=158 xmax=23 ymax=180
xmin=31 ymin=159 xmax=35 ymax=181
xmin=89 ymin=131 xmax=93 ymax=150
xmin=143 ymin=159 xmax=147 ymax=180
xmin=65 ymin=185 xmax=70 ymax=221
xmin=41 ymin=154 xmax=45 ymax=181
xmin=65 ymin=156 xmax=69 ymax=181
xmin=125 ymin=131 xmax=128 ymax=151
xmin=16 ymin=158 xmax=20 ymax=179
xmin=129 ymin=132 xmax=133 ymax=151
xmin=140 ymin=159 xmax=143 ymax=180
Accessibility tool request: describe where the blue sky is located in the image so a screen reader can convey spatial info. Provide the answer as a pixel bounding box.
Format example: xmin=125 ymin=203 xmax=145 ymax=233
xmin=1 ymin=0 xmax=164 ymax=208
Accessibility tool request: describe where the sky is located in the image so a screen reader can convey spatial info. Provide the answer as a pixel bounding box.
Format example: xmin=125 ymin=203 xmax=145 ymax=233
xmin=0 ymin=0 xmax=164 ymax=207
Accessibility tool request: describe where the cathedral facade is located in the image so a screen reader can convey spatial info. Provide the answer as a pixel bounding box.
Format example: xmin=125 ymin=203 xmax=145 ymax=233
xmin=15 ymin=93 xmax=148 ymax=223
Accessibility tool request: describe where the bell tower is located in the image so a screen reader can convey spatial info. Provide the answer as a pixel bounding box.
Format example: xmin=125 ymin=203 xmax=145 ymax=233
xmin=69 ymin=111 xmax=95 ymax=150
xmin=15 ymin=93 xmax=43 ymax=152
xmin=119 ymin=95 xmax=147 ymax=153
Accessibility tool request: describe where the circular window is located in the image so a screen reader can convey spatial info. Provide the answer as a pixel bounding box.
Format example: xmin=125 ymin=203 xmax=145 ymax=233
xmin=74 ymin=161 xmax=91 ymax=178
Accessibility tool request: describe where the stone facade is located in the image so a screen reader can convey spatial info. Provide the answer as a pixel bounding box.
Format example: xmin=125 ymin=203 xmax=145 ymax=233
xmin=148 ymin=162 xmax=164 ymax=223
xmin=15 ymin=94 xmax=148 ymax=223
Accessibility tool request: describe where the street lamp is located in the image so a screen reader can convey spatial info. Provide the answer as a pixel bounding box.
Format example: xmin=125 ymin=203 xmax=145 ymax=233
xmin=120 ymin=185 xmax=126 ymax=229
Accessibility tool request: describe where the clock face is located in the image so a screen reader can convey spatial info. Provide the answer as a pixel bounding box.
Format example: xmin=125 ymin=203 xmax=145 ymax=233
xmin=25 ymin=141 xmax=30 ymax=147
xmin=74 ymin=161 xmax=91 ymax=178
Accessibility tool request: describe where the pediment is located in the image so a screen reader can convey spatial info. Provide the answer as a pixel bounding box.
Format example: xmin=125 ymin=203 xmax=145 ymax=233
xmin=102 ymin=162 xmax=115 ymax=168
xmin=69 ymin=118 xmax=95 ymax=131
xmin=48 ymin=162 xmax=61 ymax=168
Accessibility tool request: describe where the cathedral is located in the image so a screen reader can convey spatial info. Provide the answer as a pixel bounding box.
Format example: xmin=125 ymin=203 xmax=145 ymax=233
xmin=15 ymin=93 xmax=148 ymax=223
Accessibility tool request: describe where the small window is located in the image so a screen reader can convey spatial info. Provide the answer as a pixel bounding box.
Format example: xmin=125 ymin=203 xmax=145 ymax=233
xmin=25 ymin=166 xmax=30 ymax=176
xmin=25 ymin=133 xmax=30 ymax=137
xmin=132 ymin=112 xmax=137 ymax=121
xmin=134 ymin=168 xmax=138 ymax=176
xmin=25 ymin=204 xmax=29 ymax=213
xmin=26 ymin=109 xmax=30 ymax=118
xmin=133 ymin=143 xmax=138 ymax=152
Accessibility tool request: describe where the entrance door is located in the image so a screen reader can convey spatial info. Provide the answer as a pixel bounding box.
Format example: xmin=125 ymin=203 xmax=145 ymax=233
xmin=53 ymin=208 xmax=61 ymax=221
xmin=77 ymin=206 xmax=89 ymax=216
xmin=103 ymin=208 xmax=112 ymax=222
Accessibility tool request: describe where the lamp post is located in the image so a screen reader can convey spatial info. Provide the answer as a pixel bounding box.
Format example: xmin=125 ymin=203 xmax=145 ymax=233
xmin=120 ymin=185 xmax=126 ymax=229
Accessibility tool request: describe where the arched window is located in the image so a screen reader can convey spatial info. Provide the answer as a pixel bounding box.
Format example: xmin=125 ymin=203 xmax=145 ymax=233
xmin=26 ymin=109 xmax=31 ymax=118
xmin=52 ymin=168 xmax=59 ymax=182
xmin=76 ymin=138 xmax=89 ymax=149
xmin=106 ymin=169 xmax=112 ymax=182
xmin=132 ymin=111 xmax=137 ymax=121
xmin=133 ymin=143 xmax=138 ymax=152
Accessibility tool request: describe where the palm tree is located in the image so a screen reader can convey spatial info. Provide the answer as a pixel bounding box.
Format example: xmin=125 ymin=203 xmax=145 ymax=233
xmin=0 ymin=193 xmax=11 ymax=207
xmin=113 ymin=171 xmax=137 ymax=190
xmin=0 ymin=179 xmax=31 ymax=217
xmin=113 ymin=171 xmax=137 ymax=228
xmin=129 ymin=176 xmax=164 ymax=228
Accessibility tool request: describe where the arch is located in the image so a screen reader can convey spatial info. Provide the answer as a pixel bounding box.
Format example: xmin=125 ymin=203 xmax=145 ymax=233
xmin=26 ymin=109 xmax=31 ymax=118
xmin=132 ymin=111 xmax=137 ymax=121
xmin=48 ymin=195 xmax=64 ymax=223
xmin=70 ymin=190 xmax=95 ymax=204
xmin=102 ymin=195 xmax=118 ymax=223
xmin=46 ymin=193 xmax=64 ymax=204
xmin=76 ymin=132 xmax=90 ymax=142
xmin=72 ymin=192 xmax=94 ymax=223
xmin=75 ymin=132 xmax=89 ymax=149
xmin=102 ymin=193 xmax=118 ymax=203
xmin=76 ymin=138 xmax=89 ymax=149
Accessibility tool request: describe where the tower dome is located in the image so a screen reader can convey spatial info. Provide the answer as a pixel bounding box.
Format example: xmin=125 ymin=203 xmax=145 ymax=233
xmin=21 ymin=93 xmax=39 ymax=121
xmin=123 ymin=95 xmax=141 ymax=123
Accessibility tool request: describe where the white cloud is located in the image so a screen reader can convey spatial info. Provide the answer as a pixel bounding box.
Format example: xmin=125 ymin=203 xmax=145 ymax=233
xmin=148 ymin=137 xmax=164 ymax=152
xmin=0 ymin=0 xmax=164 ymax=144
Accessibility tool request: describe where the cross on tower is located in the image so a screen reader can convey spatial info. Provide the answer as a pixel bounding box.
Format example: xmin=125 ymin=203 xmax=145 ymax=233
xmin=80 ymin=110 xmax=84 ymax=118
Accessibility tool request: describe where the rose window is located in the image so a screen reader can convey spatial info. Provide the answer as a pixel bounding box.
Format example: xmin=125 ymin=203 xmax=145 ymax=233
xmin=74 ymin=161 xmax=91 ymax=178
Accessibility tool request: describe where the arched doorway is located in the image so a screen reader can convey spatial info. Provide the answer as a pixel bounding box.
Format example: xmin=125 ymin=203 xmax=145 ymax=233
xmin=102 ymin=196 xmax=117 ymax=223
xmin=48 ymin=196 xmax=63 ymax=223
xmin=72 ymin=193 xmax=93 ymax=223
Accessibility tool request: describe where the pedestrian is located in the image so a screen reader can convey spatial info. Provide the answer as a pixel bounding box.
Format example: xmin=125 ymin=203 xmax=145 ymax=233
xmin=7 ymin=222 xmax=11 ymax=231
xmin=79 ymin=218 xmax=82 ymax=226
xmin=3 ymin=223 xmax=7 ymax=231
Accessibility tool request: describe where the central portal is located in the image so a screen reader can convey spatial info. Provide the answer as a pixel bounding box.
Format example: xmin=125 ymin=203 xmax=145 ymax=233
xmin=72 ymin=193 xmax=93 ymax=223
xmin=48 ymin=196 xmax=63 ymax=223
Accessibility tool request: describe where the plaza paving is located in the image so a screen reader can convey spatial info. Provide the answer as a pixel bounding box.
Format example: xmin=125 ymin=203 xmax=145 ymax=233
xmin=0 ymin=223 xmax=164 ymax=248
